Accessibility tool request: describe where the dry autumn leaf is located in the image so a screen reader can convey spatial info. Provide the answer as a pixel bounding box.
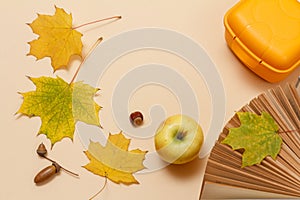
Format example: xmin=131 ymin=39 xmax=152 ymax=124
xmin=17 ymin=76 xmax=101 ymax=146
xmin=83 ymin=132 xmax=148 ymax=185
xmin=27 ymin=6 xmax=83 ymax=71
xmin=222 ymin=112 xmax=282 ymax=167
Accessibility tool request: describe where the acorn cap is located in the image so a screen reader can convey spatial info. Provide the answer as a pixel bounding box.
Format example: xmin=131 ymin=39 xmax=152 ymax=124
xmin=36 ymin=143 xmax=47 ymax=157
xmin=52 ymin=162 xmax=61 ymax=173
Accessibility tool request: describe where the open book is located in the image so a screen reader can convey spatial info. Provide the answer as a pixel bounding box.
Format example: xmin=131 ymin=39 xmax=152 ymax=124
xmin=201 ymin=84 xmax=300 ymax=199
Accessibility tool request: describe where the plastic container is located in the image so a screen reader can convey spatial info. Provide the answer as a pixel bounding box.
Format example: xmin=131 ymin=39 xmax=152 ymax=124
xmin=224 ymin=0 xmax=300 ymax=82
xmin=297 ymin=76 xmax=300 ymax=95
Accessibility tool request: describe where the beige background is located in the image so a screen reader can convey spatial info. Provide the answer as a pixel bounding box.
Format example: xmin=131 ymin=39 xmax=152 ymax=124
xmin=1 ymin=0 xmax=300 ymax=199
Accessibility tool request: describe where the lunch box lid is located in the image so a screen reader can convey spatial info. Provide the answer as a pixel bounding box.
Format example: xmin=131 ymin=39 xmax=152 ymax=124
xmin=224 ymin=0 xmax=300 ymax=81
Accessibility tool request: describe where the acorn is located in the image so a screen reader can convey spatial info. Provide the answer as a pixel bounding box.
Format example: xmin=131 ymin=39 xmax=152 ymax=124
xmin=36 ymin=143 xmax=47 ymax=157
xmin=34 ymin=162 xmax=61 ymax=184
xmin=130 ymin=111 xmax=144 ymax=126
xmin=34 ymin=143 xmax=79 ymax=184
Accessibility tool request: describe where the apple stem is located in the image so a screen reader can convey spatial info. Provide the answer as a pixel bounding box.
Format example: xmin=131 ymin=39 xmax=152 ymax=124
xmin=176 ymin=131 xmax=187 ymax=141
xmin=73 ymin=16 xmax=122 ymax=29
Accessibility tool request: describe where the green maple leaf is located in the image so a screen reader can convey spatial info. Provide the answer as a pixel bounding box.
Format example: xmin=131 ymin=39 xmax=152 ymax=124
xmin=222 ymin=112 xmax=282 ymax=167
xmin=17 ymin=76 xmax=101 ymax=146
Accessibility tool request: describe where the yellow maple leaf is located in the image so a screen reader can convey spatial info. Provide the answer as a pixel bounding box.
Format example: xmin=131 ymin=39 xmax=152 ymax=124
xmin=83 ymin=132 xmax=148 ymax=184
xmin=27 ymin=6 xmax=83 ymax=71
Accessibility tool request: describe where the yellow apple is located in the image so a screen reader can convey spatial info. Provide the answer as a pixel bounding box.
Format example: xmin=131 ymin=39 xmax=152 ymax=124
xmin=154 ymin=114 xmax=204 ymax=164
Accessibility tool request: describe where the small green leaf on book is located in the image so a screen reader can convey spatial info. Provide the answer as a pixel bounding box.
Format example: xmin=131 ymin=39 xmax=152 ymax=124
xmin=222 ymin=112 xmax=282 ymax=167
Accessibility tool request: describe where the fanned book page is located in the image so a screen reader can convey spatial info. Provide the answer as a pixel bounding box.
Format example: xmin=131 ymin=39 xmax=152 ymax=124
xmin=201 ymin=84 xmax=300 ymax=199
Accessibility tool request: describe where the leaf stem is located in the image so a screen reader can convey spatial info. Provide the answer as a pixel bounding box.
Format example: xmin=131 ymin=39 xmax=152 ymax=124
xmin=89 ymin=176 xmax=108 ymax=200
xmin=278 ymin=129 xmax=299 ymax=134
xmin=73 ymin=16 xmax=122 ymax=29
xmin=70 ymin=37 xmax=103 ymax=84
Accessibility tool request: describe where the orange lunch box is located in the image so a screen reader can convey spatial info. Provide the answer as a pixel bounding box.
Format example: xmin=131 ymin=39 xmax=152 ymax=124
xmin=224 ymin=0 xmax=300 ymax=83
